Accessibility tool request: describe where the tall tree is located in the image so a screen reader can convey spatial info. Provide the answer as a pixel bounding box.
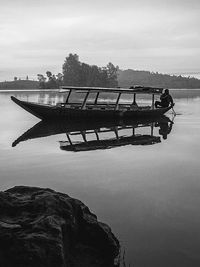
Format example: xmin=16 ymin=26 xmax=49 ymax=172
xmin=62 ymin=53 xmax=119 ymax=87
xmin=62 ymin=54 xmax=81 ymax=86
xmin=106 ymin=62 xmax=119 ymax=87
xmin=37 ymin=74 xmax=46 ymax=89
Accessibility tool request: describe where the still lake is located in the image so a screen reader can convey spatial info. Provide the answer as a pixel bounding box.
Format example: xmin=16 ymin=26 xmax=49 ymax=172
xmin=1 ymin=89 xmax=200 ymax=267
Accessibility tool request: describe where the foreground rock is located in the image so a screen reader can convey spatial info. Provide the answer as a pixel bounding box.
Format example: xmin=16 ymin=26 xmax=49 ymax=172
xmin=0 ymin=186 xmax=119 ymax=267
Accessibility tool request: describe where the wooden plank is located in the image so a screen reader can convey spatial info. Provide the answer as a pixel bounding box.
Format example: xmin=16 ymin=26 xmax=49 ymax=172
xmin=94 ymin=92 xmax=100 ymax=105
xmin=81 ymin=91 xmax=90 ymax=109
xmin=152 ymin=94 xmax=155 ymax=110
xmin=69 ymin=124 xmax=152 ymax=136
xmin=66 ymin=133 xmax=73 ymax=145
xmin=94 ymin=130 xmax=100 ymax=141
xmin=60 ymin=86 xmax=163 ymax=95
xmin=133 ymin=93 xmax=136 ymax=104
xmin=115 ymin=93 xmax=122 ymax=110
xmin=151 ymin=123 xmax=154 ymax=136
xmin=65 ymin=89 xmax=72 ymax=104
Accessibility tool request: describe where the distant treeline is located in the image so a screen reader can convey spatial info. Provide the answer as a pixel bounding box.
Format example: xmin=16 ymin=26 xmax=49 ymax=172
xmin=118 ymin=69 xmax=200 ymax=89
xmin=0 ymin=80 xmax=39 ymax=89
xmin=1 ymin=54 xmax=200 ymax=89
xmin=37 ymin=54 xmax=119 ymax=89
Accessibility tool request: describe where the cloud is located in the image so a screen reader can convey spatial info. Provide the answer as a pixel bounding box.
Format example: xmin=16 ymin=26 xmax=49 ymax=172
xmin=0 ymin=0 xmax=200 ymax=80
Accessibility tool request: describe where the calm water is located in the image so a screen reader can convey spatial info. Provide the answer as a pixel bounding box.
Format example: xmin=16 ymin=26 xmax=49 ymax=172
xmin=1 ymin=89 xmax=200 ymax=266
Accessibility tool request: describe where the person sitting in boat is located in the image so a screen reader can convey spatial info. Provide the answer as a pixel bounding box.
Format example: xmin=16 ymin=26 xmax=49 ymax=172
xmin=155 ymin=89 xmax=174 ymax=108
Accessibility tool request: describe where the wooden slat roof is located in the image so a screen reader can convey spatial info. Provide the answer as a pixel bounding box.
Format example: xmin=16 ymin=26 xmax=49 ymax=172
xmin=60 ymin=86 xmax=163 ymax=95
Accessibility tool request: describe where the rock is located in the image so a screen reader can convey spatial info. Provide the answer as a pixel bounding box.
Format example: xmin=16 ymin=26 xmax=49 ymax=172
xmin=0 ymin=186 xmax=119 ymax=267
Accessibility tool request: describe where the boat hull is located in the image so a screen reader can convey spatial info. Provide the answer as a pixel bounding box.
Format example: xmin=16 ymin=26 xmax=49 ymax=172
xmin=11 ymin=96 xmax=172 ymax=120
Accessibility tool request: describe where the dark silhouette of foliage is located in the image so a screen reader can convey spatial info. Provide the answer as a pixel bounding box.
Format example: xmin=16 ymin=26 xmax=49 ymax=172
xmin=37 ymin=71 xmax=62 ymax=89
xmin=62 ymin=53 xmax=81 ymax=86
xmin=56 ymin=73 xmax=63 ymax=87
xmin=45 ymin=71 xmax=57 ymax=88
xmin=118 ymin=69 xmax=200 ymax=89
xmin=37 ymin=74 xmax=46 ymax=89
xmin=1 ymin=55 xmax=200 ymax=90
xmin=62 ymin=53 xmax=119 ymax=87
xmin=0 ymin=80 xmax=39 ymax=89
xmin=106 ymin=62 xmax=119 ymax=87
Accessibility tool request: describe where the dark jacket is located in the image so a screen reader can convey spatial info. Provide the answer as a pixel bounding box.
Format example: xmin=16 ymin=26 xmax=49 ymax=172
xmin=160 ymin=93 xmax=174 ymax=107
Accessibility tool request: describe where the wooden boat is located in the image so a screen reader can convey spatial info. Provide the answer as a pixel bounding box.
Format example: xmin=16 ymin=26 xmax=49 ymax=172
xmin=11 ymin=86 xmax=173 ymax=120
xmin=12 ymin=116 xmax=173 ymax=151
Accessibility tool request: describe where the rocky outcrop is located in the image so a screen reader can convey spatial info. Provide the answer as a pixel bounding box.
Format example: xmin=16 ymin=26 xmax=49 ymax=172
xmin=0 ymin=186 xmax=119 ymax=267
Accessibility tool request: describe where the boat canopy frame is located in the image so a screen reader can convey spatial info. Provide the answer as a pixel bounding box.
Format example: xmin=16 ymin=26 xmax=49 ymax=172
xmin=59 ymin=121 xmax=158 ymax=151
xmin=59 ymin=86 xmax=163 ymax=111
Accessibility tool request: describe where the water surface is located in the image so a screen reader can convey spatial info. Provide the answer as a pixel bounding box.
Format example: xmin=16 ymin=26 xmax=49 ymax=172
xmin=0 ymin=89 xmax=200 ymax=267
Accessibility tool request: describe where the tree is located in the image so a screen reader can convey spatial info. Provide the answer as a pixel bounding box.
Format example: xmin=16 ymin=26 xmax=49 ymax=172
xmin=37 ymin=74 xmax=46 ymax=89
xmin=37 ymin=72 xmax=63 ymax=89
xmin=62 ymin=54 xmax=81 ymax=86
xmin=45 ymin=71 xmax=58 ymax=88
xmin=46 ymin=71 xmax=52 ymax=79
xmin=106 ymin=62 xmax=119 ymax=87
xmin=56 ymin=73 xmax=63 ymax=87
xmin=62 ymin=53 xmax=118 ymax=87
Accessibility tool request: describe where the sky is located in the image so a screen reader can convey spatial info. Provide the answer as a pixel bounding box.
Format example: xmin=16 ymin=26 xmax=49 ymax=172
xmin=0 ymin=0 xmax=200 ymax=81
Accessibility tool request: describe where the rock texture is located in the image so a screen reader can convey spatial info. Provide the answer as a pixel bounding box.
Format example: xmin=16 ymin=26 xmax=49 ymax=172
xmin=0 ymin=186 xmax=119 ymax=267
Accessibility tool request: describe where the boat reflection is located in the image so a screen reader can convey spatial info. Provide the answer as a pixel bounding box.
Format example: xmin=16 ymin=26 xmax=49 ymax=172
xmin=12 ymin=116 xmax=174 ymax=151
xmin=155 ymin=119 xmax=173 ymax=140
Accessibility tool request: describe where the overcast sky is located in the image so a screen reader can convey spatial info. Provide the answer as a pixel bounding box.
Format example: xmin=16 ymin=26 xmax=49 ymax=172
xmin=0 ymin=0 xmax=200 ymax=81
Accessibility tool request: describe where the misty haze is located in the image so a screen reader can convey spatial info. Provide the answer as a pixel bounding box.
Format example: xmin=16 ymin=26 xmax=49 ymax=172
xmin=0 ymin=0 xmax=200 ymax=266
